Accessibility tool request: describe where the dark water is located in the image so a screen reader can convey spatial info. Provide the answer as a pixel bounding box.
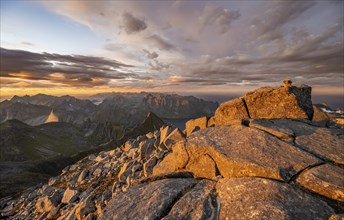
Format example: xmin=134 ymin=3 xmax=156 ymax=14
xmin=312 ymin=95 xmax=344 ymax=109
xmin=162 ymin=118 xmax=192 ymax=130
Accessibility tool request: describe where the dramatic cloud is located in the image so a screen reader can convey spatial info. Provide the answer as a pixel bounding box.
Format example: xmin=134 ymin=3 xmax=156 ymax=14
xmin=121 ymin=12 xmax=147 ymax=34
xmin=0 ymin=47 xmax=139 ymax=87
xmin=1 ymin=1 xmax=343 ymax=97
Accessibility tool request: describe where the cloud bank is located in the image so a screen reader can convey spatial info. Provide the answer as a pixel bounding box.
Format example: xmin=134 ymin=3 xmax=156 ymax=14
xmin=1 ymin=0 xmax=343 ymax=95
xmin=0 ymin=48 xmax=142 ymax=88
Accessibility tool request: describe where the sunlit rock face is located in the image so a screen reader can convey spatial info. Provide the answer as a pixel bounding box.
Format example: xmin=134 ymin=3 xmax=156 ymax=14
xmin=45 ymin=110 xmax=58 ymax=123
xmin=212 ymin=82 xmax=314 ymax=126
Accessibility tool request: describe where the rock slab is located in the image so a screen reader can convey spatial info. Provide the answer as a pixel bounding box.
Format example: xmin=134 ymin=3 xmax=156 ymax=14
xmin=213 ymin=85 xmax=314 ymax=124
xmin=217 ymin=177 xmax=334 ymax=220
xmin=99 ymin=178 xmax=198 ymax=220
xmin=214 ymin=98 xmax=249 ymax=125
xmin=244 ymin=85 xmax=313 ymax=120
xmin=156 ymin=125 xmax=320 ymax=181
xmin=297 ymin=163 xmax=344 ymax=201
xmin=162 ymin=179 xmax=218 ymax=220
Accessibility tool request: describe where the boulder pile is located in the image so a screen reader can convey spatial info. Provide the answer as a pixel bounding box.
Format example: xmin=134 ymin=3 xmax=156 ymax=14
xmin=0 ymin=125 xmax=185 ymax=219
xmin=1 ymin=82 xmax=343 ymax=220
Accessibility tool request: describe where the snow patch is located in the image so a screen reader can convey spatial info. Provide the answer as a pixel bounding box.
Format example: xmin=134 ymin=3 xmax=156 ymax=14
xmin=320 ymin=107 xmax=336 ymax=114
xmin=92 ymin=100 xmax=103 ymax=105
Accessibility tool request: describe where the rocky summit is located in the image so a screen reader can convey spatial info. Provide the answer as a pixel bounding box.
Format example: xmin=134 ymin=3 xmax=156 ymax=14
xmin=212 ymin=83 xmax=313 ymax=126
xmin=1 ymin=82 xmax=343 ymax=220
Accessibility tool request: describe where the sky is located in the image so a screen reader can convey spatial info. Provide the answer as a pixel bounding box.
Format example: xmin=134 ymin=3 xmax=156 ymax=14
xmin=0 ymin=0 xmax=343 ymax=102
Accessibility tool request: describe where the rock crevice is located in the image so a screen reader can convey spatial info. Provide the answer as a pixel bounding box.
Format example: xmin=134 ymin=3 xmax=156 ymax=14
xmin=287 ymin=162 xmax=326 ymax=184
xmin=241 ymin=98 xmax=251 ymax=119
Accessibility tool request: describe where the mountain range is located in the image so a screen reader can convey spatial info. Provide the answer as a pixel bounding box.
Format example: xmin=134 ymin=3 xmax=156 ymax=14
xmin=0 ymin=92 xmax=218 ymax=137
xmin=0 ymin=111 xmax=166 ymax=198
xmin=1 ymin=83 xmax=343 ymax=219
xmin=0 ymin=92 xmax=217 ymax=198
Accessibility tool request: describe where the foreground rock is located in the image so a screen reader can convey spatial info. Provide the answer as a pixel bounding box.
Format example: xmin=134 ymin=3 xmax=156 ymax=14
xmin=154 ymin=125 xmax=320 ymax=182
xmin=213 ymin=98 xmax=249 ymax=125
xmin=162 ymin=179 xmax=218 ymax=220
xmin=297 ymin=163 xmax=344 ymax=202
xmin=244 ymin=85 xmax=313 ymax=119
xmin=247 ymin=119 xmax=344 ymax=164
xmin=217 ymin=177 xmax=334 ymax=220
xmin=295 ymin=127 xmax=344 ymax=164
xmin=185 ymin=116 xmax=208 ymax=136
xmin=1 ymin=120 xmax=337 ymax=219
xmin=100 ymin=178 xmax=198 ymax=220
xmin=248 ymin=119 xmax=294 ymax=139
xmin=213 ymin=83 xmax=313 ymax=125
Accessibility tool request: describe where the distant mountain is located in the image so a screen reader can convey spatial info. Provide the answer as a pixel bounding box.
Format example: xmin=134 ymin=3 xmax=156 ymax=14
xmin=0 ymin=112 xmax=166 ymax=198
xmin=10 ymin=94 xmax=95 ymax=110
xmin=0 ymin=101 xmax=50 ymax=126
xmin=90 ymin=92 xmax=218 ymax=118
xmin=119 ymin=112 xmax=165 ymax=141
xmin=91 ymin=92 xmax=218 ymax=123
xmin=1 ymin=93 xmax=218 ymax=137
xmin=143 ymin=93 xmax=217 ymax=118
xmin=0 ymin=120 xmax=109 ymax=162
xmin=0 ymin=119 xmax=114 ymax=197
xmin=0 ymin=94 xmax=97 ymax=125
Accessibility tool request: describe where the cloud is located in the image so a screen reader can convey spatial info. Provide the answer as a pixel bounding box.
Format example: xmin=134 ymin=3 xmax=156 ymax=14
xmin=6 ymin=1 xmax=343 ymax=93
xmin=103 ymin=43 xmax=125 ymax=51
xmin=121 ymin=12 xmax=147 ymax=34
xmin=20 ymin=41 xmax=34 ymax=46
xmin=214 ymin=56 xmax=254 ymax=65
xmin=147 ymin=34 xmax=176 ymax=51
xmin=250 ymin=1 xmax=315 ymax=41
xmin=199 ymin=6 xmax=241 ymax=34
xmin=143 ymin=49 xmax=159 ymax=59
xmin=0 ymin=47 xmax=137 ymax=87
xmin=168 ymin=76 xmax=227 ymax=85
xmin=174 ymin=26 xmax=344 ymax=88
xmin=149 ymin=60 xmax=170 ymax=71
xmin=280 ymin=22 xmax=343 ymax=59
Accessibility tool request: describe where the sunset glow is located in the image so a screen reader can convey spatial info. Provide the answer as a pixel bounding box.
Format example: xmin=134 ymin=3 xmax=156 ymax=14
xmin=0 ymin=0 xmax=343 ymax=105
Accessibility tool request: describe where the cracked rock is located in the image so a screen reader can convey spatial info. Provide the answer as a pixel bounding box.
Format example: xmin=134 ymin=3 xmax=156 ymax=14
xmin=296 ymin=163 xmax=344 ymax=201
xmin=217 ymin=177 xmax=334 ymax=220
xmin=99 ymin=178 xmax=198 ymax=220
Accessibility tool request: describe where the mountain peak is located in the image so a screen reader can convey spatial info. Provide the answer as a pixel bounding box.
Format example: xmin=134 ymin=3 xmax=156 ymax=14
xmin=144 ymin=111 xmax=165 ymax=129
xmin=45 ymin=110 xmax=59 ymax=123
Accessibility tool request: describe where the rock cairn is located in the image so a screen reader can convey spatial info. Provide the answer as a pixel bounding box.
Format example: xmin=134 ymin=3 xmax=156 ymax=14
xmin=283 ymin=79 xmax=292 ymax=88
